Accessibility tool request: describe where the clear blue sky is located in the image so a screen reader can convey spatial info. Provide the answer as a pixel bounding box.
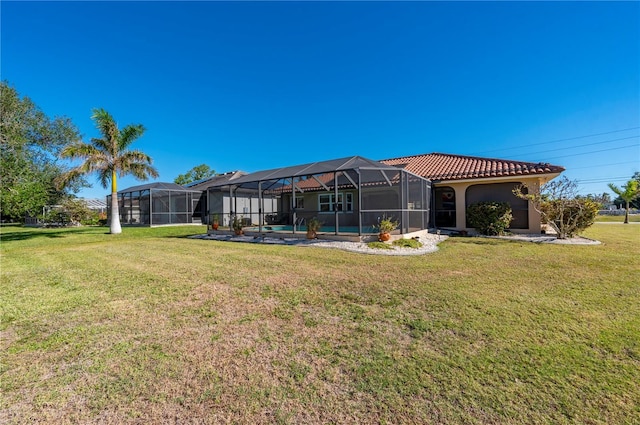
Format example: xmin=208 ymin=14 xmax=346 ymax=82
xmin=2 ymin=1 xmax=638 ymax=200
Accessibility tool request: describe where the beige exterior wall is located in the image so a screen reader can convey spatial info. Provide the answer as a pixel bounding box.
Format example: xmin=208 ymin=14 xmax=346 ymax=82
xmin=435 ymin=173 xmax=560 ymax=234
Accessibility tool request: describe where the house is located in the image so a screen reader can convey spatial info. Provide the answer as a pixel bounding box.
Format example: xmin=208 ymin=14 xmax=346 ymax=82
xmin=109 ymin=152 xmax=564 ymax=236
xmin=206 ymin=156 xmax=431 ymax=236
xmin=380 ymin=153 xmax=565 ymax=233
xmin=204 ymin=153 xmax=563 ymax=236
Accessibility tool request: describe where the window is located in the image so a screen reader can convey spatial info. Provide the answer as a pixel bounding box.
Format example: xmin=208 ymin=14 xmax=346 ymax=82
xmin=319 ymin=194 xmax=336 ymax=212
xmin=319 ymin=193 xmax=352 ymax=212
xmin=294 ymin=196 xmax=304 ymax=209
xmin=345 ymin=193 xmax=353 ymax=212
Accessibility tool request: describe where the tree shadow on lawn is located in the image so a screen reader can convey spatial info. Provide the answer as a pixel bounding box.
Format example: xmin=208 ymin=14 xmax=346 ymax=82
xmin=0 ymin=226 xmax=109 ymax=242
xmin=162 ymin=232 xmax=211 ymax=240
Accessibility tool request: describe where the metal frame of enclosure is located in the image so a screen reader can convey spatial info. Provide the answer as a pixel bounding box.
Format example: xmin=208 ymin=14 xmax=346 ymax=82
xmin=207 ymin=156 xmax=432 ymax=236
xmin=106 ymin=183 xmax=202 ymax=226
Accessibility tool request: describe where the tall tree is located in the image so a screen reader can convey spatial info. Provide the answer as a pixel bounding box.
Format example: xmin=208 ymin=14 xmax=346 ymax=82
xmin=58 ymin=109 xmax=158 ymax=234
xmin=0 ymin=81 xmax=83 ymax=221
xmin=174 ymin=164 xmax=216 ymax=186
xmin=608 ymin=179 xmax=640 ymax=224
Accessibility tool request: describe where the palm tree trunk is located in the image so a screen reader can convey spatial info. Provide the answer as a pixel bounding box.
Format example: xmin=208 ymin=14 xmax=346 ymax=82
xmin=110 ymin=171 xmax=122 ymax=234
xmin=624 ymin=201 xmax=629 ymax=224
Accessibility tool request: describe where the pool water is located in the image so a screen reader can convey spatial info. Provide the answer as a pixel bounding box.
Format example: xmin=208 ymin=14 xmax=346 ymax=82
xmin=250 ymin=225 xmax=377 ymax=234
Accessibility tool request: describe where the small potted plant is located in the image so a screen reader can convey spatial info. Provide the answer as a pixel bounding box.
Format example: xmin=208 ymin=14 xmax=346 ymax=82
xmin=306 ymin=217 xmax=322 ymax=239
xmin=376 ymin=215 xmax=399 ymax=242
xmin=231 ymin=215 xmax=244 ymax=235
xmin=211 ymin=214 xmax=219 ymax=231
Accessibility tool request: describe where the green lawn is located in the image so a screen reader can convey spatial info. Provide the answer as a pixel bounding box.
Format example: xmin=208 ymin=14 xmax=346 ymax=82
xmin=1 ymin=223 xmax=639 ymax=424
xmin=596 ymin=213 xmax=640 ymax=223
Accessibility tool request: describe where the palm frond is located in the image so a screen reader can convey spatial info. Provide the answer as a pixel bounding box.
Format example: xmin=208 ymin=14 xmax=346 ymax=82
xmin=90 ymin=137 xmax=112 ymax=155
xmin=60 ymin=142 xmax=101 ymax=160
xmin=91 ymin=108 xmax=119 ymax=146
xmin=54 ymin=168 xmax=83 ymax=190
xmin=119 ymin=124 xmax=146 ymax=150
xmin=119 ymin=149 xmax=153 ymax=164
xmin=125 ymin=162 xmax=160 ymax=181
xmin=98 ymin=167 xmax=113 ymax=190
xmin=118 ymin=150 xmax=159 ymax=180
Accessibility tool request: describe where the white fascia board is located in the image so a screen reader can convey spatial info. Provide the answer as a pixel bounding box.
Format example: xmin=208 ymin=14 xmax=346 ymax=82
xmin=433 ymin=172 xmax=564 ymax=186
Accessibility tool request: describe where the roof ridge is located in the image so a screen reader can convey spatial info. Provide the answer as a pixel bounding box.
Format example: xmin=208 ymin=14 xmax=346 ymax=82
xmin=379 ymin=152 xmax=437 ymax=162
xmin=430 ymin=152 xmax=555 ymax=166
xmin=381 ymin=152 xmax=561 ymax=168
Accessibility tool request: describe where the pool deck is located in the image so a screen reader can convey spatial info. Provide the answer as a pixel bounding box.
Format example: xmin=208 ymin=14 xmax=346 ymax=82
xmin=207 ymin=228 xmax=431 ymax=242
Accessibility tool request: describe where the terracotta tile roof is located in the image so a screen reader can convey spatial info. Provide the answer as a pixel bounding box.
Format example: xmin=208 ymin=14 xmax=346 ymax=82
xmin=380 ymin=153 xmax=564 ymax=181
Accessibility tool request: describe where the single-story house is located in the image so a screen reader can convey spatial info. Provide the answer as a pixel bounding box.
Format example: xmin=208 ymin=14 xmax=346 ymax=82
xmin=203 ymin=152 xmax=563 ymax=236
xmin=206 ymin=156 xmax=432 ymax=236
xmin=109 ymin=152 xmax=564 ymax=235
xmin=380 ymin=152 xmax=564 ymax=233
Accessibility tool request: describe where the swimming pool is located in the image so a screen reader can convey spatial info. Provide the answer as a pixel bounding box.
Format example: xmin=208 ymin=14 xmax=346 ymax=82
xmin=248 ymin=225 xmax=378 ymax=234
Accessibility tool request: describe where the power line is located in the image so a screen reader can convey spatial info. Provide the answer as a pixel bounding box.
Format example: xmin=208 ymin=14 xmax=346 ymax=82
xmin=470 ymin=126 xmax=640 ymax=156
xmin=570 ymin=161 xmax=639 ymax=170
xmin=508 ymin=135 xmax=638 ymax=158
xmin=540 ymin=143 xmax=639 ymax=161
xmin=576 ymin=176 xmax=631 ymax=183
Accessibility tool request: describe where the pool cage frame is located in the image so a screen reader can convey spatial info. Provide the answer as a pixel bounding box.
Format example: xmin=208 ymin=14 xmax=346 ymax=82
xmin=106 ymin=183 xmax=203 ymax=226
xmin=206 ymin=156 xmax=432 ymax=237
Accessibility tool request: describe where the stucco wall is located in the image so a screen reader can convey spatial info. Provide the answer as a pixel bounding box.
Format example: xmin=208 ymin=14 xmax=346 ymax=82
xmin=434 ymin=176 xmax=551 ymax=233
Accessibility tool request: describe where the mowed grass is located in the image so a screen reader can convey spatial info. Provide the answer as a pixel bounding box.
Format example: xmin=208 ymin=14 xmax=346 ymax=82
xmin=1 ymin=224 xmax=638 ymax=424
xmin=596 ymin=213 xmax=640 ymax=223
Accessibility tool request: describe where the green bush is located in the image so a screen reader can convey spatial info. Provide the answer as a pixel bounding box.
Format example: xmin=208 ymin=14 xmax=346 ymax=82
xmin=541 ymin=198 xmax=599 ymax=238
xmin=367 ymin=241 xmax=393 ymax=250
xmin=466 ymin=202 xmax=513 ymax=236
xmin=41 ymin=210 xmax=71 ymax=227
xmin=392 ymin=238 xmax=423 ymax=249
xmin=80 ymin=211 xmax=105 ymax=226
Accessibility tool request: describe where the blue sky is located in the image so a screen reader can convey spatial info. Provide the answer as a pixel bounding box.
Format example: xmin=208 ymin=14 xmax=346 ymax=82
xmin=2 ymin=1 xmax=638 ymax=199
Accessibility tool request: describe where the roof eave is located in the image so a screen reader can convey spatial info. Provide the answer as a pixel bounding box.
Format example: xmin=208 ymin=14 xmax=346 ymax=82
xmin=433 ymin=171 xmax=564 ymax=185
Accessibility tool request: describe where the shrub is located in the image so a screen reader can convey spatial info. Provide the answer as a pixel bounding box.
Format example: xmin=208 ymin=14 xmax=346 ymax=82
xmin=392 ymin=238 xmax=423 ymax=249
xmin=540 ymin=198 xmax=599 ymax=238
xmin=514 ymin=177 xmax=600 ymax=239
xmin=99 ymin=212 xmax=108 ymax=225
xmin=41 ymin=210 xmax=71 ymax=227
xmin=61 ymin=198 xmax=93 ymax=225
xmin=367 ymin=241 xmax=393 ymax=250
xmin=81 ymin=211 xmax=105 ymax=226
xmin=376 ymin=215 xmax=399 ymax=233
xmin=466 ymin=202 xmax=513 ymax=236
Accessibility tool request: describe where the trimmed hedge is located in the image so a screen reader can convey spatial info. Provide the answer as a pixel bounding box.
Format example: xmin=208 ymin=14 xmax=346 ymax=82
xmin=466 ymin=201 xmax=513 ymax=236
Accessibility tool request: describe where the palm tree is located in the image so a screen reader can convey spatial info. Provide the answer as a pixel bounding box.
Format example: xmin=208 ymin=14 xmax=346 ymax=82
xmin=608 ymin=180 xmax=639 ymax=224
xmin=59 ymin=109 xmax=158 ymax=234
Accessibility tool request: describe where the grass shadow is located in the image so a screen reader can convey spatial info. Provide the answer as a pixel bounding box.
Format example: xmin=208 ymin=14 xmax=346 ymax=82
xmin=0 ymin=226 xmax=108 ymax=242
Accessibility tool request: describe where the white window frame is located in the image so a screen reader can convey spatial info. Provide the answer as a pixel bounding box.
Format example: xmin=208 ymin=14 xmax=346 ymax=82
xmin=318 ymin=193 xmax=353 ymax=213
xmin=345 ymin=193 xmax=353 ymax=212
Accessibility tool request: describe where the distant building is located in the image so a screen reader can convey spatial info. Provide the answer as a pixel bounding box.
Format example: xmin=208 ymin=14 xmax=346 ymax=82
xmin=81 ymin=198 xmax=107 ymax=213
